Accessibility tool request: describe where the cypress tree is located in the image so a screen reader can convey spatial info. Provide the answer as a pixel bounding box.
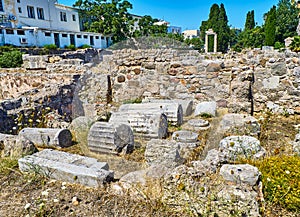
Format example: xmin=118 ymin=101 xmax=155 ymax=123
xmin=218 ymin=3 xmax=231 ymax=52
xmin=199 ymin=3 xmax=230 ymax=53
xmin=245 ymin=10 xmax=255 ymax=31
xmin=265 ymin=6 xmax=276 ymax=46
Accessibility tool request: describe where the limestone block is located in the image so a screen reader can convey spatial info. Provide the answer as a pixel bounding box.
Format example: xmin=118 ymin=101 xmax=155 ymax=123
xmin=109 ymin=111 xmax=168 ymax=140
xmin=0 ymin=133 xmax=37 ymax=157
xmin=18 ymin=128 xmax=73 ymax=148
xmin=220 ymin=164 xmax=261 ymax=186
xmin=69 ymin=116 xmax=94 ymax=150
xmin=218 ymin=113 xmax=260 ymax=137
xmin=219 ymin=136 xmax=266 ymax=161
xmin=88 ymin=122 xmax=134 ymax=155
xmin=172 ymin=130 xmax=199 ymax=159
xmin=262 ymin=76 xmax=280 ymax=89
xmin=18 ymin=149 xmax=114 ymax=187
xmin=142 ymin=98 xmax=193 ymax=116
xmin=270 ymin=62 xmax=287 ymax=76
xmin=144 ymin=139 xmax=182 ymax=168
xmin=118 ymin=102 xmax=183 ymax=126
xmin=22 ymin=55 xmax=47 ymax=69
xmin=194 ymin=101 xmax=217 ymax=117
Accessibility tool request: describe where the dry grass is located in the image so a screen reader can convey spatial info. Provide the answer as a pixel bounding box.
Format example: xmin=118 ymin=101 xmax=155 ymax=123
xmin=1 ymin=112 xmax=300 ymax=216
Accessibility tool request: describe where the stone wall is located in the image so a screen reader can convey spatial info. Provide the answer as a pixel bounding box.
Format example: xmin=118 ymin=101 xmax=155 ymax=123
xmin=91 ymin=48 xmax=300 ymax=115
xmin=2 ymin=47 xmax=300 ymax=132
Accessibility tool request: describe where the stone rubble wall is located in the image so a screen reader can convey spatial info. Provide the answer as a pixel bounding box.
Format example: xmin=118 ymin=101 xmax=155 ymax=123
xmin=93 ymin=48 xmax=300 ymax=115
xmin=2 ymin=47 xmax=300 ymax=132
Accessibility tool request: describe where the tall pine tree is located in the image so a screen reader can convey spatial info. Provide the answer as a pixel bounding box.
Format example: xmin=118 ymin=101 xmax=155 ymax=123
xmin=199 ymin=3 xmax=230 ymax=53
xmin=265 ymin=6 xmax=276 ymax=46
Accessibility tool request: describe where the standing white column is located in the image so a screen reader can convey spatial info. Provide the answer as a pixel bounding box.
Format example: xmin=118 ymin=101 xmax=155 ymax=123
xmin=214 ymin=34 xmax=218 ymax=53
xmin=205 ymin=34 xmax=209 ymax=53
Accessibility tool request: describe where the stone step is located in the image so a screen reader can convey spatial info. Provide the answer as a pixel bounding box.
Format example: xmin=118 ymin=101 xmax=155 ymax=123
xmin=18 ymin=149 xmax=114 ymax=187
xmin=118 ymin=102 xmax=183 ymax=126
xmin=109 ymin=112 xmax=168 ymax=140
xmin=18 ymin=128 xmax=73 ymax=148
xmin=87 ymin=122 xmax=134 ymax=155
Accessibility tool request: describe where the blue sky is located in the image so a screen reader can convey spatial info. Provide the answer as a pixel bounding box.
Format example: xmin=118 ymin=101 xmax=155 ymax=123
xmin=59 ymin=0 xmax=279 ymax=30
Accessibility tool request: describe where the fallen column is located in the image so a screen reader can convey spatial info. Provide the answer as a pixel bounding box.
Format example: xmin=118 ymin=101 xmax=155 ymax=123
xmin=109 ymin=111 xmax=168 ymax=140
xmin=142 ymin=98 xmax=193 ymax=117
xmin=118 ymin=102 xmax=183 ymax=126
xmin=18 ymin=128 xmax=73 ymax=148
xmin=18 ymin=149 xmax=114 ymax=187
xmin=88 ymin=122 xmax=134 ymax=155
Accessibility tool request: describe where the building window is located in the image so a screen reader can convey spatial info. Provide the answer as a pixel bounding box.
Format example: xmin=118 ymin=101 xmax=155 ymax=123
xmin=18 ymin=7 xmax=22 ymax=13
xmin=0 ymin=0 xmax=4 ymax=12
xmin=77 ymin=35 xmax=82 ymax=38
xmin=101 ymin=36 xmax=104 ymax=40
xmin=6 ymin=29 xmax=14 ymax=34
xmin=37 ymin=8 xmax=44 ymax=20
xmin=45 ymin=32 xmax=51 ymax=37
xmin=72 ymin=14 xmax=76 ymax=21
xmin=27 ymin=6 xmax=35 ymax=18
xmin=60 ymin=12 xmax=67 ymax=22
xmin=17 ymin=0 xmax=20 ymax=3
xmin=95 ymin=36 xmax=99 ymax=39
xmin=62 ymin=34 xmax=68 ymax=37
xmin=17 ymin=30 xmax=25 ymax=35
xmin=83 ymin=35 xmax=88 ymax=39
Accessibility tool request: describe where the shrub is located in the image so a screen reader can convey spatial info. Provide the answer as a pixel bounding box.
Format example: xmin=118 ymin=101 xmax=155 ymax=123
xmin=254 ymin=155 xmax=300 ymax=211
xmin=79 ymin=44 xmax=91 ymax=49
xmin=289 ymin=36 xmax=300 ymax=52
xmin=65 ymin=44 xmax=76 ymax=50
xmin=0 ymin=50 xmax=23 ymax=68
xmin=43 ymin=44 xmax=57 ymax=50
xmin=274 ymin=41 xmax=285 ymax=50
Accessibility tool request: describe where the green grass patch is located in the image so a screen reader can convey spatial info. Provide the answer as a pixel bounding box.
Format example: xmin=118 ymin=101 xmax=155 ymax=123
xmin=254 ymin=155 xmax=300 ymax=212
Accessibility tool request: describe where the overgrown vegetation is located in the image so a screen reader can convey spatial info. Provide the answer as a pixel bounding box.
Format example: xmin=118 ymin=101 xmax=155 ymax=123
xmin=255 ymin=155 xmax=300 ymax=212
xmin=0 ymin=46 xmax=23 ymax=68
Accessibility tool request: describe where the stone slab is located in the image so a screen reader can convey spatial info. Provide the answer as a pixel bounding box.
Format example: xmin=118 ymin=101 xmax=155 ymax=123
xmin=18 ymin=149 xmax=114 ymax=187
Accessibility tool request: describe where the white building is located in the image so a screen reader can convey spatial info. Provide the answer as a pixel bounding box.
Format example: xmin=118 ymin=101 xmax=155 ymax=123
xmin=182 ymin=30 xmax=200 ymax=40
xmin=154 ymin=19 xmax=181 ymax=34
xmin=0 ymin=0 xmax=111 ymax=48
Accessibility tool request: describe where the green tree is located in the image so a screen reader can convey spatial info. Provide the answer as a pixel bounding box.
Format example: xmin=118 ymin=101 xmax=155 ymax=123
xmin=132 ymin=15 xmax=167 ymax=37
xmin=265 ymin=6 xmax=277 ymax=46
xmin=199 ymin=3 xmax=231 ymax=53
xmin=275 ymin=0 xmax=299 ymax=43
xmin=185 ymin=37 xmax=204 ymax=51
xmin=245 ymin=10 xmax=255 ymax=31
xmin=73 ymin=0 xmax=133 ymax=42
xmin=233 ymin=26 xmax=265 ymax=51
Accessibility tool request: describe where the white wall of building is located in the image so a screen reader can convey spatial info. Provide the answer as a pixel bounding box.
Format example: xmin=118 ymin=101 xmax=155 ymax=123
xmin=182 ymin=30 xmax=200 ymax=40
xmin=2 ymin=0 xmax=80 ymax=32
xmin=0 ymin=0 xmax=111 ymax=49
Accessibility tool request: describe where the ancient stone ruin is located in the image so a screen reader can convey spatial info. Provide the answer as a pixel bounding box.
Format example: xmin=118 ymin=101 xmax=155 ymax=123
xmin=1 ymin=46 xmax=300 ymax=216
